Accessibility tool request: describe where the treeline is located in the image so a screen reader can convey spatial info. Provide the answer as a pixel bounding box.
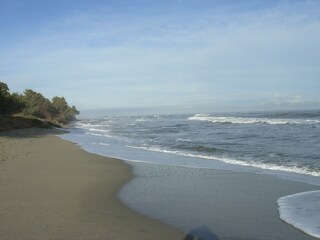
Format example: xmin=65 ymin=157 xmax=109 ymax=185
xmin=0 ymin=82 xmax=79 ymax=124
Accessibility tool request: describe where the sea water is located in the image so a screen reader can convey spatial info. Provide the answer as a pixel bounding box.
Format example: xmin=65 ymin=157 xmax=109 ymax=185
xmin=278 ymin=190 xmax=320 ymax=238
xmin=60 ymin=110 xmax=320 ymax=238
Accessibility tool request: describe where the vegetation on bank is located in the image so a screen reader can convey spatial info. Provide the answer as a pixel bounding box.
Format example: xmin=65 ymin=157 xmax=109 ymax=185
xmin=0 ymin=81 xmax=79 ymax=130
xmin=0 ymin=115 xmax=61 ymax=131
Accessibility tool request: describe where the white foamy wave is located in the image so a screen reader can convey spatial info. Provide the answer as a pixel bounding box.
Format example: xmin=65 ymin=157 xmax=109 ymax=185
xmin=85 ymin=132 xmax=113 ymax=138
xmin=176 ymin=138 xmax=192 ymax=142
xmin=98 ymin=143 xmax=110 ymax=146
xmin=75 ymin=122 xmax=114 ymax=138
xmin=136 ymin=118 xmax=149 ymax=122
xmin=193 ymin=113 xmax=210 ymax=117
xmin=125 ymin=146 xmax=320 ymax=177
xmin=188 ymin=114 xmax=320 ymax=125
xmin=75 ymin=122 xmax=105 ymax=128
xmin=126 ymin=145 xmax=182 ymax=155
xmin=88 ymin=128 xmax=110 ymax=133
xmin=278 ymin=190 xmax=320 ymax=238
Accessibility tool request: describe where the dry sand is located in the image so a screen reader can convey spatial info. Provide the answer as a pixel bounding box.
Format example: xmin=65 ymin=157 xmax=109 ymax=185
xmin=0 ymin=128 xmax=184 ymax=240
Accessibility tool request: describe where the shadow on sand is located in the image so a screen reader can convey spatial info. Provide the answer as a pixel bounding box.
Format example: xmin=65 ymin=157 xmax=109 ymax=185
xmin=0 ymin=127 xmax=68 ymax=138
xmin=183 ymin=226 xmax=260 ymax=240
xmin=184 ymin=226 xmax=219 ymax=240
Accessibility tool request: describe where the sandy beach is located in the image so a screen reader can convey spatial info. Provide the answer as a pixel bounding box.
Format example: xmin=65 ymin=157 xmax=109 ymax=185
xmin=0 ymin=129 xmax=183 ymax=240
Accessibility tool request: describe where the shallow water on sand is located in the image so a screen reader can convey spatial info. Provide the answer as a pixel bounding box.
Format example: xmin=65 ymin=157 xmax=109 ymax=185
xmin=118 ymin=163 xmax=318 ymax=240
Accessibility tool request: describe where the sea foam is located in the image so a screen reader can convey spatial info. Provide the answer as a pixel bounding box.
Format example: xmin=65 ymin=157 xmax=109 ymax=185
xmin=126 ymin=145 xmax=320 ymax=177
xmin=188 ymin=114 xmax=320 ymax=125
xmin=278 ymin=190 xmax=320 ymax=238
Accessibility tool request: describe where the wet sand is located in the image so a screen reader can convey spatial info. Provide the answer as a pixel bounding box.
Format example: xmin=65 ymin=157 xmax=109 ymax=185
xmin=0 ymin=129 xmax=183 ymax=240
xmin=119 ymin=162 xmax=319 ymax=240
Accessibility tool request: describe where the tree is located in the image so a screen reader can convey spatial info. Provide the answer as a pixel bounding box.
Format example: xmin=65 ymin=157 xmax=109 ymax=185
xmin=0 ymin=82 xmax=24 ymax=115
xmin=0 ymin=81 xmax=79 ymax=124
xmin=0 ymin=82 xmax=10 ymax=114
xmin=22 ymin=89 xmax=55 ymax=119
xmin=0 ymin=82 xmax=10 ymax=97
xmin=52 ymin=97 xmax=68 ymax=112
xmin=10 ymin=92 xmax=25 ymax=114
xmin=52 ymin=96 xmax=79 ymax=123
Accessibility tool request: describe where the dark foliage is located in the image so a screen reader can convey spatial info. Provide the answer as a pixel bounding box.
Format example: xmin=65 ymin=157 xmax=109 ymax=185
xmin=0 ymin=82 xmax=25 ymax=115
xmin=0 ymin=81 xmax=79 ymax=125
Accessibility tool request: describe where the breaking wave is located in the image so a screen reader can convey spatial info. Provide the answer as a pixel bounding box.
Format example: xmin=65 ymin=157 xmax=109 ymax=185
xmin=126 ymin=145 xmax=320 ymax=177
xmin=188 ymin=114 xmax=320 ymax=125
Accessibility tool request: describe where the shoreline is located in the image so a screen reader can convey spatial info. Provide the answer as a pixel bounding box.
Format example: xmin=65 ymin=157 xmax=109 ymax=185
xmin=0 ymin=128 xmax=184 ymax=240
xmin=1 ymin=128 xmax=319 ymax=240
xmin=61 ymin=127 xmax=320 ymax=239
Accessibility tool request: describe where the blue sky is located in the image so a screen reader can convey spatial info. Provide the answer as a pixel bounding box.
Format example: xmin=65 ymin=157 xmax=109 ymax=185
xmin=1 ymin=0 xmax=319 ymax=113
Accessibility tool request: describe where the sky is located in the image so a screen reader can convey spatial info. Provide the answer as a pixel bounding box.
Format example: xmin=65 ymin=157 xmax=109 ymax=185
xmin=0 ymin=0 xmax=320 ymax=114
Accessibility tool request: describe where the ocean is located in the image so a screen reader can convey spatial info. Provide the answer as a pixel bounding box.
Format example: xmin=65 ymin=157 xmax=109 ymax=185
xmin=60 ymin=109 xmax=320 ymax=238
